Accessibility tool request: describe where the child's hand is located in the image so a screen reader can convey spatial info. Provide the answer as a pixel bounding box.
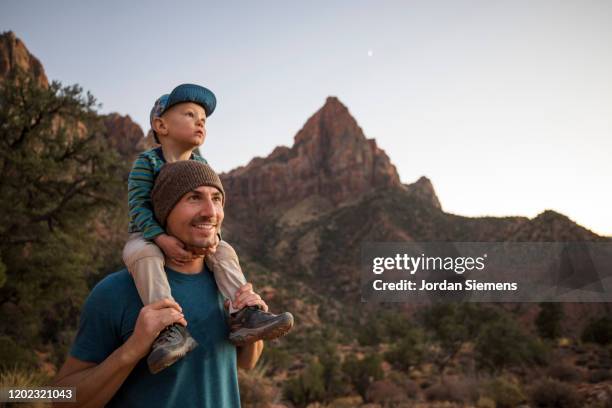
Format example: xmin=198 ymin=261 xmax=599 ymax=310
xmin=154 ymin=234 xmax=192 ymax=265
xmin=185 ymin=233 xmax=220 ymax=257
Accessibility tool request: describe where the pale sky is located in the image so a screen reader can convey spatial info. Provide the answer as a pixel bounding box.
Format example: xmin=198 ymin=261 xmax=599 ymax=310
xmin=2 ymin=0 xmax=611 ymax=236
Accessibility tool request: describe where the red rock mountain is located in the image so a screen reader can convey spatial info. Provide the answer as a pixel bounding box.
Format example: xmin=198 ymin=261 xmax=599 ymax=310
xmin=0 ymin=31 xmax=48 ymax=87
xmin=0 ymin=31 xmax=145 ymax=165
xmin=221 ymin=97 xmax=402 ymax=215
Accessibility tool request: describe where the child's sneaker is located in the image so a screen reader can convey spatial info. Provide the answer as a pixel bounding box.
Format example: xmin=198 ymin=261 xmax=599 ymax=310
xmin=228 ymin=305 xmax=294 ymax=346
xmin=147 ymin=324 xmax=198 ymax=374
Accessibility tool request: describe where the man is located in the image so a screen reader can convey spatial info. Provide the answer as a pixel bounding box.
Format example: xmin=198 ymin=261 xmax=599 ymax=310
xmin=52 ymin=161 xmax=276 ymax=407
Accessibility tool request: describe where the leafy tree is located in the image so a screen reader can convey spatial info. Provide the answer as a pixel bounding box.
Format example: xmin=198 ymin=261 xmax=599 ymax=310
xmin=0 ymin=69 xmax=123 ymax=367
xmin=422 ymin=303 xmax=501 ymax=374
xmin=475 ymin=316 xmax=548 ymax=372
xmin=342 ymin=354 xmax=384 ymax=401
xmin=318 ymin=344 xmax=348 ymax=400
xmin=536 ymin=303 xmax=563 ymax=340
xmin=284 ymin=358 xmax=326 ymax=407
xmin=582 ymin=316 xmax=612 ymax=346
xmin=384 ymin=327 xmax=425 ymax=372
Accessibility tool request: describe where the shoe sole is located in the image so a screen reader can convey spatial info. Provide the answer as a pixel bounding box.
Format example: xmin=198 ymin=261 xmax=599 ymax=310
xmin=229 ymin=313 xmax=294 ymax=347
xmin=147 ymin=337 xmax=199 ymax=374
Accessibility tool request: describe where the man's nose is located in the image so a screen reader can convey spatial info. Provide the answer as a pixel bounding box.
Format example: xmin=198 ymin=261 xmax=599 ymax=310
xmin=197 ymin=196 xmax=217 ymax=217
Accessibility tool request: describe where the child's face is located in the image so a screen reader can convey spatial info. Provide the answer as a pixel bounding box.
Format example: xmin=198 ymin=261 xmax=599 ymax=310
xmin=155 ymin=102 xmax=207 ymax=149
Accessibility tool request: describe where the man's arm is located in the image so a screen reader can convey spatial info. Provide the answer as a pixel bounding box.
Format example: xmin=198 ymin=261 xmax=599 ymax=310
xmin=51 ymin=299 xmax=185 ymax=407
xmin=237 ymin=340 xmax=264 ymax=370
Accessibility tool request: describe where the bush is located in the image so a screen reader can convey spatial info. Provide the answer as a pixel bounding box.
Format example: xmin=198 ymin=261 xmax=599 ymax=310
xmin=342 ymin=354 xmax=384 ymax=401
xmin=262 ymin=347 xmax=292 ymax=373
xmin=387 ymin=371 xmax=419 ymax=399
xmin=366 ymin=379 xmax=407 ymax=405
xmin=475 ymin=316 xmax=549 ymax=371
xmin=536 ymin=303 xmax=563 ymax=340
xmin=424 ymin=377 xmax=479 ymax=404
xmin=529 ymin=378 xmax=581 ymax=408
xmin=0 ymin=367 xmax=50 ymax=408
xmin=547 ymin=363 xmax=583 ymax=383
xmin=0 ymin=336 xmax=38 ymax=371
xmin=384 ymin=329 xmax=425 ymax=372
xmin=284 ymin=359 xmax=326 ymax=407
xmin=588 ymin=369 xmax=612 ymax=383
xmin=483 ymin=377 xmax=526 ymax=408
xmin=582 ymin=316 xmax=612 ymax=346
xmin=238 ymin=365 xmax=280 ymax=408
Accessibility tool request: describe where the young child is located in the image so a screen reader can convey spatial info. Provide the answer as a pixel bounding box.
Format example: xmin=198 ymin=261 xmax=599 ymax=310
xmin=122 ymin=84 xmax=293 ymax=374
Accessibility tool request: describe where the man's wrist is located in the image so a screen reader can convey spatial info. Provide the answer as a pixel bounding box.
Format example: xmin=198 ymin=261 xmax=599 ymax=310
xmin=119 ymin=336 xmax=147 ymax=366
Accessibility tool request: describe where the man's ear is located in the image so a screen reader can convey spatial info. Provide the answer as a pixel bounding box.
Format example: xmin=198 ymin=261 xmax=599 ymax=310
xmin=152 ymin=117 xmax=168 ymax=137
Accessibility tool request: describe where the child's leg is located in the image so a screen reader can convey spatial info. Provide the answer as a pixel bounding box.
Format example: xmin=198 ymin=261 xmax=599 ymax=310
xmin=123 ymin=232 xmax=173 ymax=305
xmin=205 ymin=240 xmax=247 ymax=314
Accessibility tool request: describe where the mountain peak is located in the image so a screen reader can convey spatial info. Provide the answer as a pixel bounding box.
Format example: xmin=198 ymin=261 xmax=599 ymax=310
xmin=222 ymin=97 xmax=401 ymax=215
xmin=0 ymin=31 xmax=48 ymax=87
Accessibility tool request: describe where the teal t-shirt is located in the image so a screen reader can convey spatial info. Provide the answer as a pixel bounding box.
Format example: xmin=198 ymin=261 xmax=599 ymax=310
xmin=70 ymin=266 xmax=241 ymax=408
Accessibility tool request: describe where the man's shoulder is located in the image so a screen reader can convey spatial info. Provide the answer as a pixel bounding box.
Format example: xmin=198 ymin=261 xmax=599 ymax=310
xmin=88 ymin=269 xmax=136 ymax=303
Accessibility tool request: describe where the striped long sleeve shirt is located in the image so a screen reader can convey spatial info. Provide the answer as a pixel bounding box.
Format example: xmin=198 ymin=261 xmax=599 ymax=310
xmin=127 ymin=147 xmax=208 ymax=240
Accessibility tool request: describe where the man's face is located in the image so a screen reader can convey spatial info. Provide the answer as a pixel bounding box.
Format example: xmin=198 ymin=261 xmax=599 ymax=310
xmin=165 ymin=185 xmax=224 ymax=249
xmin=154 ymin=102 xmax=207 ymax=148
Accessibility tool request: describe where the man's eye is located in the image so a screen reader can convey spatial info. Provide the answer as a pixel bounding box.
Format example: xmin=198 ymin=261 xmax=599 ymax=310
xmin=188 ymin=195 xmax=200 ymax=201
xmin=186 ymin=112 xmax=194 ymax=117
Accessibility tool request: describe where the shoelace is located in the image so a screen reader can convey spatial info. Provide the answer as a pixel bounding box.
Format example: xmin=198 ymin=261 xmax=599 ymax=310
xmin=153 ymin=325 xmax=182 ymax=346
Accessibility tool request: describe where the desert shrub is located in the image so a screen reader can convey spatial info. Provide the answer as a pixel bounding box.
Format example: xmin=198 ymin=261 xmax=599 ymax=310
xmin=342 ymin=354 xmax=384 ymax=401
xmin=529 ymin=378 xmax=581 ymax=408
xmin=284 ymin=359 xmax=326 ymax=407
xmin=387 ymin=371 xmax=419 ymax=399
xmin=582 ymin=317 xmax=612 ymax=346
xmin=0 ymin=336 xmax=38 ymax=371
xmin=366 ymin=379 xmax=408 ymax=405
xmin=475 ymin=316 xmax=549 ymax=372
xmin=0 ymin=367 xmax=50 ymax=408
xmin=384 ymin=328 xmax=425 ymax=372
xmin=357 ymin=310 xmax=416 ymax=346
xmin=261 ymin=347 xmax=292 ymax=373
xmin=318 ymin=344 xmax=349 ymax=400
xmin=482 ymin=377 xmax=526 ymax=408
xmin=546 ymin=364 xmax=582 ymax=382
xmin=424 ymin=377 xmax=479 ymax=404
xmin=588 ymin=369 xmax=612 ymax=383
xmin=536 ymin=303 xmax=564 ymax=340
xmin=239 ymin=365 xmax=280 ymax=408
xmin=547 ymin=363 xmax=583 ymax=383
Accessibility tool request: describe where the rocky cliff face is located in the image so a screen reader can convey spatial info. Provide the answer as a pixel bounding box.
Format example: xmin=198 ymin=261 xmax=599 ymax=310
xmin=221 ymin=97 xmax=403 ymax=215
xmin=0 ymin=32 xmax=146 ymax=166
xmin=0 ymin=31 xmax=48 ymax=87
xmin=102 ymin=113 xmax=146 ymax=162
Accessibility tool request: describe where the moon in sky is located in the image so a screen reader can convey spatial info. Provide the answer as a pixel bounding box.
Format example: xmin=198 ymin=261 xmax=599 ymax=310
xmin=367 ymin=49 xmax=374 ymax=57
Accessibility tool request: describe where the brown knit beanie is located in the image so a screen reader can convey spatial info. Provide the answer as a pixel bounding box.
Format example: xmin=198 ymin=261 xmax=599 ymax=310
xmin=152 ymin=161 xmax=225 ymax=227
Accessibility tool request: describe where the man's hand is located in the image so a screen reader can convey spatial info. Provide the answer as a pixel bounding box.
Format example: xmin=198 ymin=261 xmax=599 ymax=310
xmin=154 ymin=234 xmax=193 ymax=265
xmin=123 ymin=298 xmax=186 ymax=363
xmin=231 ymin=283 xmax=268 ymax=312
